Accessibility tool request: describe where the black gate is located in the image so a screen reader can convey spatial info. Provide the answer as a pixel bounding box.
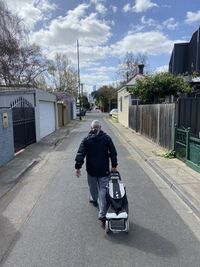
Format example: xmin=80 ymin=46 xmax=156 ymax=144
xmin=11 ymin=97 xmax=36 ymax=152
xmin=176 ymin=97 xmax=200 ymax=137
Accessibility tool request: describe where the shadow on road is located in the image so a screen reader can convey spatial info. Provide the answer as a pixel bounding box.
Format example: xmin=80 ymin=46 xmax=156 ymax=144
xmin=106 ymin=221 xmax=177 ymax=258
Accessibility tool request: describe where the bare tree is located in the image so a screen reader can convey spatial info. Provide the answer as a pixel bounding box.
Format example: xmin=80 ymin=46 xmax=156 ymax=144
xmin=0 ymin=43 xmax=49 ymax=86
xmin=0 ymin=0 xmax=21 ymax=58
xmin=117 ymin=52 xmax=147 ymax=82
xmin=0 ymin=0 xmax=48 ymax=87
xmin=49 ymin=53 xmax=78 ymax=96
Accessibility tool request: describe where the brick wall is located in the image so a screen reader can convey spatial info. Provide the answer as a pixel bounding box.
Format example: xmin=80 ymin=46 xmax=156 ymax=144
xmin=0 ymin=109 xmax=14 ymax=166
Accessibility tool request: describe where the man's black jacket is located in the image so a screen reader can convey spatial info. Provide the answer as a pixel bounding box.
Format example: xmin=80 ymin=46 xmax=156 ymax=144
xmin=75 ymin=129 xmax=117 ymax=177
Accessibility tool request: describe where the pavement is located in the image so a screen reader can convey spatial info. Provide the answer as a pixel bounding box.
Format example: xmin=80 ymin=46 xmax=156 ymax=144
xmin=0 ymin=113 xmax=200 ymax=221
xmin=109 ymin=117 xmax=200 ymax=220
xmin=0 ymin=119 xmax=79 ymax=200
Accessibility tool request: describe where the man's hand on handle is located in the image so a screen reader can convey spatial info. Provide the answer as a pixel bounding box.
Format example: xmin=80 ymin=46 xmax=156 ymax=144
xmin=111 ymin=167 xmax=117 ymax=173
xmin=75 ymin=169 xmax=81 ymax=177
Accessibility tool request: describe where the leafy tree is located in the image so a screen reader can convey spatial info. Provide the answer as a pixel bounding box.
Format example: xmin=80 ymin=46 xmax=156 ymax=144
xmin=81 ymin=95 xmax=90 ymax=109
xmin=128 ymin=72 xmax=192 ymax=104
xmin=92 ymin=85 xmax=117 ymax=112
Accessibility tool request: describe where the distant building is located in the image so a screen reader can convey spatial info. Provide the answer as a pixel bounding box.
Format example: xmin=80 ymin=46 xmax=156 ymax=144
xmin=169 ymin=27 xmax=200 ymax=75
xmin=117 ymin=64 xmax=145 ymax=127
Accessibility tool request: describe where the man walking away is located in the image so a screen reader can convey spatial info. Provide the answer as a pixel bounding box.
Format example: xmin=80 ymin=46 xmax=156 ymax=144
xmin=75 ymin=120 xmax=118 ymax=226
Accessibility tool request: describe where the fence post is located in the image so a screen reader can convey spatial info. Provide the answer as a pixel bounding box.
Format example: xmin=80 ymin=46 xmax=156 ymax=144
xmin=186 ymin=127 xmax=191 ymax=160
xmin=135 ymin=102 xmax=139 ymax=132
xmin=173 ymin=124 xmax=177 ymax=151
xmin=157 ymin=104 xmax=160 ymax=144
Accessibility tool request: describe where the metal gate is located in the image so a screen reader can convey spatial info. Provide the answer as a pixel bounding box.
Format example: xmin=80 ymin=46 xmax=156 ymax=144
xmin=174 ymin=126 xmax=200 ymax=173
xmin=11 ymin=97 xmax=36 ymax=152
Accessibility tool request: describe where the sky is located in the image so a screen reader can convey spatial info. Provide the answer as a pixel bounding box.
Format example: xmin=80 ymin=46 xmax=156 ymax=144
xmin=5 ymin=0 xmax=200 ymax=93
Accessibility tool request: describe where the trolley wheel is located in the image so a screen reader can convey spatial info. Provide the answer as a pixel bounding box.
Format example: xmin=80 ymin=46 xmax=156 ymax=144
xmin=105 ymin=220 xmax=110 ymax=233
xmin=125 ymin=220 xmax=129 ymax=233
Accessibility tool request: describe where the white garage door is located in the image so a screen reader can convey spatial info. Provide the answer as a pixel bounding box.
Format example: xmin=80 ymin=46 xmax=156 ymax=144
xmin=39 ymin=101 xmax=56 ymax=139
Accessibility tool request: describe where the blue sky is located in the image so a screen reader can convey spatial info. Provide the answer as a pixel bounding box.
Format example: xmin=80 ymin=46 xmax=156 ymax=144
xmin=6 ymin=0 xmax=200 ymax=92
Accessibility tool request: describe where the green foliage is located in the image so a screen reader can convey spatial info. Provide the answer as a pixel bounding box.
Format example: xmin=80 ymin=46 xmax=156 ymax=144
xmin=92 ymin=85 xmax=117 ymax=112
xmin=163 ymin=150 xmax=176 ymax=159
xmin=81 ymin=95 xmax=90 ymax=109
xmin=128 ymin=72 xmax=192 ymax=104
xmin=191 ymin=71 xmax=199 ymax=78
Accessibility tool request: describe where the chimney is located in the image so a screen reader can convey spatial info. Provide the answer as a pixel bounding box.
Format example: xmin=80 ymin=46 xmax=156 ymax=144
xmin=126 ymin=71 xmax=129 ymax=82
xmin=138 ymin=64 xmax=144 ymax=75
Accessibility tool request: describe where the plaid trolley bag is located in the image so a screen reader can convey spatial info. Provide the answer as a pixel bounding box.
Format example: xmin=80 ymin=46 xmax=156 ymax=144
xmin=105 ymin=171 xmax=129 ymax=233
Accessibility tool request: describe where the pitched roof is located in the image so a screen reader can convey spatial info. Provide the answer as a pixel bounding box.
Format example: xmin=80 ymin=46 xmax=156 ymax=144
xmin=118 ymin=72 xmax=145 ymax=92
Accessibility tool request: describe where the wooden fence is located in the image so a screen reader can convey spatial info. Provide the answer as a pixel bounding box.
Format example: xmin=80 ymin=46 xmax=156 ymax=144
xmin=129 ymin=103 xmax=175 ymax=149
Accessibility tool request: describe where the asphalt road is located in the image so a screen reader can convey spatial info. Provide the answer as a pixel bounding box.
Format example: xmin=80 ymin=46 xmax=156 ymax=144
xmin=1 ymin=111 xmax=200 ymax=267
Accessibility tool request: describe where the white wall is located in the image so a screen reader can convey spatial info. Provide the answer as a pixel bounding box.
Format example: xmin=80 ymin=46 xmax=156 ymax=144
xmin=118 ymin=88 xmax=131 ymax=127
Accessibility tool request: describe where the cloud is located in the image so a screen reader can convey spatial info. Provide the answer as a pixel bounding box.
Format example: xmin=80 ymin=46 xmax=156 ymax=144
xmin=81 ymin=72 xmax=114 ymax=88
xmin=6 ymin=0 xmax=57 ymax=29
xmin=95 ymin=3 xmax=107 ymax=14
xmin=31 ymin=4 xmax=111 ymax=48
xmin=140 ymin=16 xmax=178 ymax=31
xmin=163 ymin=17 xmax=178 ymax=30
xmin=86 ymin=66 xmax=117 ymax=73
xmin=141 ymin=16 xmax=156 ymax=26
xmin=111 ymin=31 xmax=183 ymax=56
xmin=141 ymin=16 xmax=162 ymax=30
xmin=133 ymin=0 xmax=158 ymax=13
xmin=123 ymin=3 xmax=132 ymax=13
xmin=123 ymin=0 xmax=158 ymax=13
xmin=185 ymin=10 xmax=200 ymax=24
xmin=90 ymin=0 xmax=108 ymax=15
xmin=129 ymin=24 xmax=145 ymax=33
xmin=90 ymin=0 xmax=105 ymax=4
xmin=154 ymin=65 xmax=169 ymax=73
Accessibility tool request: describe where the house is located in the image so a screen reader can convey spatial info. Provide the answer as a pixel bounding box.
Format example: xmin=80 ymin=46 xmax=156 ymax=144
xmin=54 ymin=92 xmax=76 ymax=127
xmin=117 ymin=65 xmax=145 ymax=127
xmin=0 ymin=87 xmax=58 ymax=156
xmin=169 ymin=27 xmax=200 ymax=75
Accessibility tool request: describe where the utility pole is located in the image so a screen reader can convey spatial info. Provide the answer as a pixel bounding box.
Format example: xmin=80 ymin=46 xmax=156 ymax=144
xmin=77 ymin=40 xmax=81 ymax=120
xmin=80 ymin=83 xmax=83 ymax=113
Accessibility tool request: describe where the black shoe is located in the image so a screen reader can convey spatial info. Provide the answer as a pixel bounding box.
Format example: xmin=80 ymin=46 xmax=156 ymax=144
xmin=89 ymin=198 xmax=98 ymax=207
xmin=99 ymin=217 xmax=106 ymax=228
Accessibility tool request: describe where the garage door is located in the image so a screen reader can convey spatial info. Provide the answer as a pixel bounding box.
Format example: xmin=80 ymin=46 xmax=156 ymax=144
xmin=39 ymin=101 xmax=56 ymax=139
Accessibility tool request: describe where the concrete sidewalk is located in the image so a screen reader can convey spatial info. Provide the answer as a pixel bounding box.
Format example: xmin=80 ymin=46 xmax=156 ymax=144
xmin=0 ymin=119 xmax=79 ymax=200
xmin=108 ymin=117 xmax=200 ymax=220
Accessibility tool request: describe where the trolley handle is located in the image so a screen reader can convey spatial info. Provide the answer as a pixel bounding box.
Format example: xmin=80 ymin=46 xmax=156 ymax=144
xmin=110 ymin=171 xmax=121 ymax=180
